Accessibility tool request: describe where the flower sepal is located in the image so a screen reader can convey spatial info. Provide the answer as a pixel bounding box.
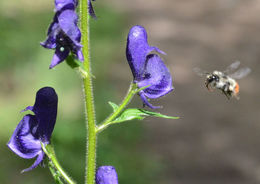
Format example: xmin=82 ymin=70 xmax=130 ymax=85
xmin=65 ymin=55 xmax=92 ymax=78
xmin=65 ymin=54 xmax=84 ymax=69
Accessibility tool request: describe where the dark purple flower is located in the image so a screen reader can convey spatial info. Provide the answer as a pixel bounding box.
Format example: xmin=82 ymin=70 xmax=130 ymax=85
xmin=96 ymin=166 xmax=118 ymax=184
xmin=41 ymin=0 xmax=97 ymax=68
xmin=41 ymin=9 xmax=83 ymax=69
xmin=88 ymin=0 xmax=97 ymax=18
xmin=126 ymin=25 xmax=173 ymax=109
xmin=7 ymin=87 xmax=58 ymax=172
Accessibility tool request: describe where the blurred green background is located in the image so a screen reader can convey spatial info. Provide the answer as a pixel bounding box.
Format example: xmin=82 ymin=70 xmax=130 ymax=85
xmin=1 ymin=0 xmax=260 ymax=184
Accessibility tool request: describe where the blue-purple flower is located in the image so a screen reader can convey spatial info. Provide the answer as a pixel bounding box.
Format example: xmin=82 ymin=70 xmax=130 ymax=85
xmin=55 ymin=0 xmax=78 ymax=11
xmin=96 ymin=166 xmax=118 ymax=184
xmin=88 ymin=0 xmax=97 ymax=18
xmin=7 ymin=87 xmax=58 ymax=172
xmin=41 ymin=1 xmax=83 ymax=69
xmin=55 ymin=0 xmax=96 ymax=18
xmin=126 ymin=25 xmax=173 ymax=109
xmin=41 ymin=0 xmax=96 ymax=68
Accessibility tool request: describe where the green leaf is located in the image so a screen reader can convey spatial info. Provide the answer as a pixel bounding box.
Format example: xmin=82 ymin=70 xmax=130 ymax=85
xmin=65 ymin=55 xmax=84 ymax=69
xmin=112 ymin=108 xmax=179 ymax=124
xmin=108 ymin=101 xmax=119 ymax=112
xmin=139 ymin=109 xmax=179 ymax=119
xmin=66 ymin=55 xmax=91 ymax=78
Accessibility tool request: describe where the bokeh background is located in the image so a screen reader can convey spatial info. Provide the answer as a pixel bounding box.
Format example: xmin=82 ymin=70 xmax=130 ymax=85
xmin=1 ymin=0 xmax=260 ymax=183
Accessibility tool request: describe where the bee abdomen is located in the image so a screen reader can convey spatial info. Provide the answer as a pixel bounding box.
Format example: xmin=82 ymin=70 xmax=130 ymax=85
xmin=234 ymin=83 xmax=239 ymax=94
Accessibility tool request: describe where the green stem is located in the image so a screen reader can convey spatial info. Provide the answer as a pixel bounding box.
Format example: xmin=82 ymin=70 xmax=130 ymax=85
xmin=48 ymin=161 xmax=64 ymax=184
xmin=96 ymin=83 xmax=138 ymax=133
xmin=79 ymin=1 xmax=97 ymax=184
xmin=42 ymin=144 xmax=75 ymax=184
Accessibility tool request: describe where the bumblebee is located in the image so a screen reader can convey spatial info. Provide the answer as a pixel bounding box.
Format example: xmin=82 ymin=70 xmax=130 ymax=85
xmin=194 ymin=61 xmax=251 ymax=99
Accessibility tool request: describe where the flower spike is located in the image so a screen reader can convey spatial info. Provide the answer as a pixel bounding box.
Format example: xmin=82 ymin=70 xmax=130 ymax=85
xmin=126 ymin=25 xmax=173 ymax=108
xmin=7 ymin=87 xmax=58 ymax=172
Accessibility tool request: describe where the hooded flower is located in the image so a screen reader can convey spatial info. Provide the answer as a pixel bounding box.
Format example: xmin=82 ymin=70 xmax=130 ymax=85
xmin=96 ymin=166 xmax=118 ymax=184
xmin=41 ymin=0 xmax=97 ymax=68
xmin=41 ymin=8 xmax=83 ymax=69
xmin=7 ymin=87 xmax=58 ymax=172
xmin=126 ymin=25 xmax=173 ymax=109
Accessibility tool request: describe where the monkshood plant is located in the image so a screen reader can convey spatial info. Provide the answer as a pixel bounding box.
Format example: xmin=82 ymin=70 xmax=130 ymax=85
xmin=7 ymin=0 xmax=178 ymax=183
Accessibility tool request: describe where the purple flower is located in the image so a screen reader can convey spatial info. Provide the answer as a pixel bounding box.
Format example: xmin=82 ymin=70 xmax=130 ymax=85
xmin=126 ymin=25 xmax=173 ymax=109
xmin=7 ymin=87 xmax=58 ymax=172
xmin=55 ymin=0 xmax=96 ymax=18
xmin=96 ymin=166 xmax=118 ymax=184
xmin=41 ymin=0 xmax=97 ymax=68
xmin=55 ymin=0 xmax=77 ymax=11
xmin=41 ymin=9 xmax=83 ymax=69
xmin=88 ymin=0 xmax=97 ymax=18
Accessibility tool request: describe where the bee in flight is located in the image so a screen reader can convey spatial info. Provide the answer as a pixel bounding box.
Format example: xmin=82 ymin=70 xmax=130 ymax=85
xmin=194 ymin=61 xmax=251 ymax=99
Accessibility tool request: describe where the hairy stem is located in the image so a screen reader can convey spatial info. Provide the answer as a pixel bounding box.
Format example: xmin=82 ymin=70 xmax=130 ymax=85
xmin=79 ymin=1 xmax=97 ymax=184
xmin=96 ymin=83 xmax=138 ymax=133
xmin=42 ymin=144 xmax=75 ymax=184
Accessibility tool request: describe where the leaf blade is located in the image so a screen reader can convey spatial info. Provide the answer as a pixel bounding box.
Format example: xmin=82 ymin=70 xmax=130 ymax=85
xmin=112 ymin=108 xmax=179 ymax=124
xmin=108 ymin=101 xmax=119 ymax=112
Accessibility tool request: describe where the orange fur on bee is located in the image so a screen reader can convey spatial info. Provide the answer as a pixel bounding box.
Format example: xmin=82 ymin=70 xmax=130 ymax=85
xmin=234 ymin=83 xmax=239 ymax=94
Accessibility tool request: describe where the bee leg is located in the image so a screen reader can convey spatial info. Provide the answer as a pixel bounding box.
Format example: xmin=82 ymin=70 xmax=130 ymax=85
xmin=205 ymin=82 xmax=213 ymax=92
xmin=222 ymin=84 xmax=231 ymax=100
xmin=234 ymin=95 xmax=240 ymax=100
xmin=223 ymin=91 xmax=230 ymax=100
xmin=232 ymin=91 xmax=240 ymax=100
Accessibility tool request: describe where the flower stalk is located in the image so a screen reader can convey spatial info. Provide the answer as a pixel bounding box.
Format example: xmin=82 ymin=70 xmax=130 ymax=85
xmin=96 ymin=83 xmax=139 ymax=133
xmin=79 ymin=1 xmax=97 ymax=184
xmin=42 ymin=143 xmax=75 ymax=184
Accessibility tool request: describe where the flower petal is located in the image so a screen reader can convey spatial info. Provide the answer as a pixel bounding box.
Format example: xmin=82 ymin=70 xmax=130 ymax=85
xmin=139 ymin=91 xmax=161 ymax=109
xmin=96 ymin=166 xmax=118 ymax=184
xmin=32 ymin=87 xmax=58 ymax=143
xmin=7 ymin=115 xmax=42 ymax=159
xmin=21 ymin=106 xmax=33 ymax=113
xmin=88 ymin=0 xmax=97 ymax=18
xmin=126 ymin=25 xmax=165 ymax=80
xmin=21 ymin=151 xmax=45 ymax=173
xmin=138 ymin=54 xmax=173 ymax=98
xmin=58 ymin=10 xmax=81 ymax=44
xmin=40 ymin=14 xmax=60 ymax=49
xmin=56 ymin=10 xmax=83 ymax=61
xmin=50 ymin=48 xmax=70 ymax=69
xmin=137 ymin=54 xmax=173 ymax=108
xmin=76 ymin=49 xmax=84 ymax=61
xmin=40 ymin=22 xmax=59 ymax=49
xmin=55 ymin=0 xmax=77 ymax=11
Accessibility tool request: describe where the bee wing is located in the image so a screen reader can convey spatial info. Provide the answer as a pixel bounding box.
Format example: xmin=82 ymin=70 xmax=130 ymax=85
xmin=223 ymin=61 xmax=240 ymax=74
xmin=229 ymin=67 xmax=251 ymax=79
xmin=193 ymin=67 xmax=208 ymax=77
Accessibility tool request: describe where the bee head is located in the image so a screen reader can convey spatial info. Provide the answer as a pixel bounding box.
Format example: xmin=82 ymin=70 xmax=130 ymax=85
xmin=205 ymin=74 xmax=219 ymax=90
